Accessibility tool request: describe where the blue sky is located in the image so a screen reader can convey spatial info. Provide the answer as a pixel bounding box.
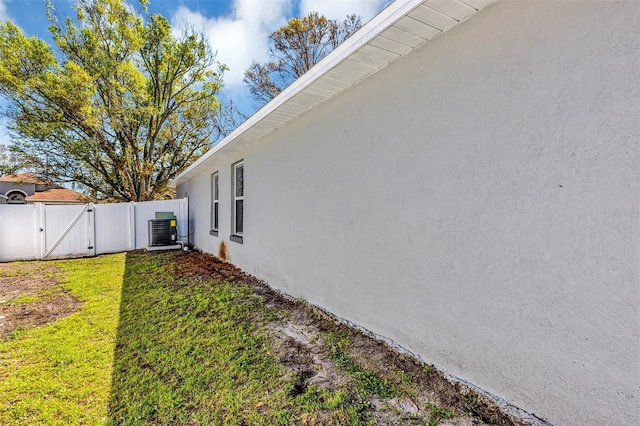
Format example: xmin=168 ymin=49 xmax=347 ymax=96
xmin=0 ymin=0 xmax=392 ymax=143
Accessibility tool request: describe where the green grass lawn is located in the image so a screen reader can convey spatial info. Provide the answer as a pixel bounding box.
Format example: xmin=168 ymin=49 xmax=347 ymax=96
xmin=107 ymin=252 xmax=293 ymax=425
xmin=1 ymin=251 xmax=503 ymax=426
xmin=106 ymin=251 xmax=384 ymax=425
xmin=0 ymin=252 xmax=386 ymax=425
xmin=0 ymin=254 xmax=125 ymax=425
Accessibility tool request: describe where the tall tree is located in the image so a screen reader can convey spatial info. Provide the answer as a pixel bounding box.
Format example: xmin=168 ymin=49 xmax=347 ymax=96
xmin=0 ymin=0 xmax=226 ymax=201
xmin=244 ymin=12 xmax=361 ymax=107
xmin=0 ymin=144 xmax=22 ymax=175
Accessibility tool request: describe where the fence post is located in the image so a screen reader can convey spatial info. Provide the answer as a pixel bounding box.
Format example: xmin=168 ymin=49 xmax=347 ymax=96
xmin=88 ymin=202 xmax=96 ymax=256
xmin=129 ymin=202 xmax=136 ymax=250
xmin=35 ymin=203 xmax=45 ymax=260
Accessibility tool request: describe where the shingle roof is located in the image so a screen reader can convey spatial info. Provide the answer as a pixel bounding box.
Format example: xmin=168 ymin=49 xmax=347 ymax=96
xmin=25 ymin=188 xmax=88 ymax=202
xmin=0 ymin=173 xmax=46 ymax=184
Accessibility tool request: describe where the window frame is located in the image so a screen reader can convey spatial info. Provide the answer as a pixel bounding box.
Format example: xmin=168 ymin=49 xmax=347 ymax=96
xmin=231 ymin=160 xmax=244 ymax=243
xmin=210 ymin=172 xmax=219 ymax=236
xmin=6 ymin=190 xmax=27 ymax=204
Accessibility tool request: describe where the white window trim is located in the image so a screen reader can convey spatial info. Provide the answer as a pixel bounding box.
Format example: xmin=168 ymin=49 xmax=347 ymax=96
xmin=232 ymin=160 xmax=244 ymax=239
xmin=210 ymin=172 xmax=219 ymax=235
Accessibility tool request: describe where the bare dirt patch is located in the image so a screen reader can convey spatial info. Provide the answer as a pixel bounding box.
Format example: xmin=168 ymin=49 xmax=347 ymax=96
xmin=0 ymin=263 xmax=61 ymax=303
xmin=0 ymin=262 xmax=81 ymax=338
xmin=165 ymin=251 xmax=532 ymax=425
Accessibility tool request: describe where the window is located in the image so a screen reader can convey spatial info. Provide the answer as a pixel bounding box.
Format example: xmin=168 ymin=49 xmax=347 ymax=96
xmin=7 ymin=191 xmax=26 ymax=204
xmin=231 ymin=161 xmax=244 ymax=242
xmin=210 ymin=172 xmax=219 ymax=235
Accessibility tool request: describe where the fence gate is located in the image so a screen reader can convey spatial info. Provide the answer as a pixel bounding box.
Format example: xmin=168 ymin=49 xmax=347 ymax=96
xmin=42 ymin=204 xmax=95 ymax=259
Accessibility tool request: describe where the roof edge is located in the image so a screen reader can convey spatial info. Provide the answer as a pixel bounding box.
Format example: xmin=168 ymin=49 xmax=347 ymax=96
xmin=171 ymin=0 xmax=495 ymax=186
xmin=171 ymin=0 xmax=426 ymax=187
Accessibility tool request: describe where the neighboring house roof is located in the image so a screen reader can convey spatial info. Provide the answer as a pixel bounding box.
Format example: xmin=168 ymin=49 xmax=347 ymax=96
xmin=25 ymin=188 xmax=87 ymax=203
xmin=0 ymin=173 xmax=45 ymax=184
xmin=172 ymin=0 xmax=495 ymax=186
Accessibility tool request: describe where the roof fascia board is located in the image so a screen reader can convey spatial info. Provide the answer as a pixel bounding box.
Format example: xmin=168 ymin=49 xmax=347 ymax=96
xmin=171 ymin=0 xmax=425 ymax=186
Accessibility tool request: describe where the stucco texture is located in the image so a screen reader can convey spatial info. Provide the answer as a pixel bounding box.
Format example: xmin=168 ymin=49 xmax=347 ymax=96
xmin=178 ymin=2 xmax=640 ymax=424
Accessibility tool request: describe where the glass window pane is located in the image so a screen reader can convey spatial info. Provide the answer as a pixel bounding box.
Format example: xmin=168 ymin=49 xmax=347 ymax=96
xmin=235 ymin=164 xmax=244 ymax=197
xmin=214 ymin=203 xmax=219 ymax=230
xmin=235 ymin=199 xmax=243 ymax=234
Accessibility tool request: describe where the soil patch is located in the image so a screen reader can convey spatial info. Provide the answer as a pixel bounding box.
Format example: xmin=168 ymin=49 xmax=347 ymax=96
xmin=0 ymin=262 xmax=82 ymax=338
xmin=165 ymin=251 xmax=531 ymax=425
xmin=0 ymin=263 xmax=62 ymax=303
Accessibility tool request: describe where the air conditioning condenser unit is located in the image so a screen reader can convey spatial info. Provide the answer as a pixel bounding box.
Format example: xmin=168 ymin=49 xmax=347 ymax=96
xmin=148 ymin=219 xmax=178 ymax=247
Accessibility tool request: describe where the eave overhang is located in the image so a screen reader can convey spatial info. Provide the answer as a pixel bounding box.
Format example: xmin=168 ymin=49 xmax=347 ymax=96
xmin=171 ymin=0 xmax=496 ymax=186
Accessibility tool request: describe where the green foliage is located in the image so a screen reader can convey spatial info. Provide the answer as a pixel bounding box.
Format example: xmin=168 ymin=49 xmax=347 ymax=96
xmin=0 ymin=0 xmax=226 ymax=201
xmin=0 ymin=144 xmax=22 ymax=175
xmin=426 ymin=404 xmax=456 ymax=426
xmin=244 ymin=12 xmax=361 ymax=106
xmin=397 ymin=368 xmax=414 ymax=385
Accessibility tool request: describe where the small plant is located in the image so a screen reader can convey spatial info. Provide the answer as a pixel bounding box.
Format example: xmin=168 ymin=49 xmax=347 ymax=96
xmin=397 ymin=368 xmax=414 ymax=384
xmin=275 ymin=409 xmax=292 ymax=424
xmin=426 ymin=403 xmax=456 ymax=426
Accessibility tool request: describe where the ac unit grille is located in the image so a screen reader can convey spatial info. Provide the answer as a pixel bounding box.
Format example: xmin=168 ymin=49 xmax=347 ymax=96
xmin=148 ymin=219 xmax=177 ymax=246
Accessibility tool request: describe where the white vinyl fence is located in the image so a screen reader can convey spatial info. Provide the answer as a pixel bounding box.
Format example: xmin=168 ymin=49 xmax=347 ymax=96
xmin=0 ymin=198 xmax=188 ymax=262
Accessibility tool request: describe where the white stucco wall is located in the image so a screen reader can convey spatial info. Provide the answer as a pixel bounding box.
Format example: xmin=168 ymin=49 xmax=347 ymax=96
xmin=177 ymin=2 xmax=640 ymax=424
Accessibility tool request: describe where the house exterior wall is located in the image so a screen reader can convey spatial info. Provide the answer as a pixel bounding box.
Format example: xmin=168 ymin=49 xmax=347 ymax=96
xmin=177 ymin=2 xmax=640 ymax=424
xmin=0 ymin=181 xmax=35 ymax=197
xmin=34 ymin=183 xmax=56 ymax=192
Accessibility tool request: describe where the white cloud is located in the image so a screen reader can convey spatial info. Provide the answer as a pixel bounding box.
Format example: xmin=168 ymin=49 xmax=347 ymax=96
xmin=170 ymin=0 xmax=390 ymax=112
xmin=171 ymin=0 xmax=291 ymax=92
xmin=300 ymin=0 xmax=390 ymax=22
xmin=0 ymin=0 xmax=9 ymax=21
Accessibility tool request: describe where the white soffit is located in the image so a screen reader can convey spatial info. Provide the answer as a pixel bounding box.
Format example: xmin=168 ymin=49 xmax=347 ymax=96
xmin=172 ymin=0 xmax=496 ymax=185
